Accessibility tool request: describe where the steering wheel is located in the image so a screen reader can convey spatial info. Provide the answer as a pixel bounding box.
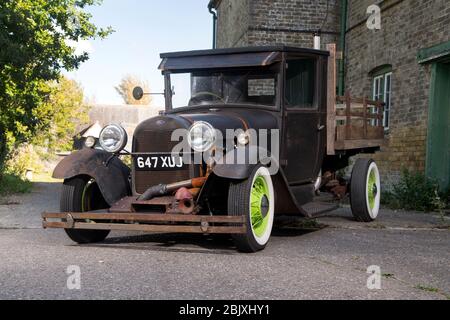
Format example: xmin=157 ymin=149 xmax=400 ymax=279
xmin=189 ymin=91 xmax=226 ymax=105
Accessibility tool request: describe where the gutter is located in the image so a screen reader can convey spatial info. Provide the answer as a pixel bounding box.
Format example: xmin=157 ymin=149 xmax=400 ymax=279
xmin=208 ymin=1 xmax=218 ymax=49
xmin=338 ymin=0 xmax=348 ymax=96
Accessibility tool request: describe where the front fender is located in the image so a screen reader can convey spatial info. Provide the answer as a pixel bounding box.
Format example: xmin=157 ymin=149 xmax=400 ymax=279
xmin=53 ymin=148 xmax=131 ymax=205
xmin=212 ymin=146 xmax=279 ymax=179
xmin=210 ymin=147 xmax=308 ymax=216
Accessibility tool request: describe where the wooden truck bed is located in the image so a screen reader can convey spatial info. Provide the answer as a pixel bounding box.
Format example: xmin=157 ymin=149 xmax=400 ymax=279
xmin=326 ymin=44 xmax=385 ymax=155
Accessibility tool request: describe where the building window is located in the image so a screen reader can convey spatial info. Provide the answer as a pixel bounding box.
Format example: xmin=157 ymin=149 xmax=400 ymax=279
xmin=372 ymin=69 xmax=392 ymax=129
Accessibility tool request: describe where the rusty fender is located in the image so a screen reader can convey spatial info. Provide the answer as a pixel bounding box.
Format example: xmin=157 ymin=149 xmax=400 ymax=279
xmin=211 ymin=146 xmax=309 ymax=216
xmin=212 ymin=146 xmax=278 ymax=179
xmin=53 ymin=148 xmax=131 ymax=205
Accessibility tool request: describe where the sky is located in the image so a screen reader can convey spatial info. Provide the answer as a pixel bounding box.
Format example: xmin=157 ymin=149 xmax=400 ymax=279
xmin=67 ymin=0 xmax=213 ymax=107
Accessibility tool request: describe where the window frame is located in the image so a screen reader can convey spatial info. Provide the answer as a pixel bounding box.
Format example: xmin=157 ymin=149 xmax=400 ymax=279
xmin=164 ymin=64 xmax=282 ymax=111
xmin=284 ymin=56 xmax=319 ymax=111
xmin=371 ymin=70 xmax=392 ymax=130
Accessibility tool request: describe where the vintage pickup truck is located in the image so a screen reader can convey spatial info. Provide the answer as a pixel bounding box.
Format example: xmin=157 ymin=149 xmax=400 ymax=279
xmin=43 ymin=45 xmax=384 ymax=252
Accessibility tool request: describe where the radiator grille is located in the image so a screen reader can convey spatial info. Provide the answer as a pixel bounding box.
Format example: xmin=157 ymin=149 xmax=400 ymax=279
xmin=133 ymin=119 xmax=192 ymax=194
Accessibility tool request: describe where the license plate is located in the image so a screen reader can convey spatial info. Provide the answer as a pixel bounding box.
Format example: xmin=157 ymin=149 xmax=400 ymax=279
xmin=134 ymin=154 xmax=187 ymax=171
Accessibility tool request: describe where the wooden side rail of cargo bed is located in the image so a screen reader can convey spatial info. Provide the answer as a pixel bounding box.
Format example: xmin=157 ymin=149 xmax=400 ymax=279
xmin=326 ymin=44 xmax=385 ymax=153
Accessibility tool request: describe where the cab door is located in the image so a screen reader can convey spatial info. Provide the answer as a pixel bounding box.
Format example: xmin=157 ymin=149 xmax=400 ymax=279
xmin=282 ymin=55 xmax=324 ymax=184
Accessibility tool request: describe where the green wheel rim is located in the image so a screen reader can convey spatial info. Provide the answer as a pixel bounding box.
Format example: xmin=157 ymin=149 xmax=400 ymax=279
xmin=367 ymin=170 xmax=377 ymax=210
xmin=250 ymin=175 xmax=270 ymax=237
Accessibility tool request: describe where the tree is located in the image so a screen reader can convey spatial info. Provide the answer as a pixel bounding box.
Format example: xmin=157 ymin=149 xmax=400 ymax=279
xmin=34 ymin=76 xmax=89 ymax=152
xmin=0 ymin=0 xmax=112 ymax=176
xmin=115 ymin=75 xmax=153 ymax=105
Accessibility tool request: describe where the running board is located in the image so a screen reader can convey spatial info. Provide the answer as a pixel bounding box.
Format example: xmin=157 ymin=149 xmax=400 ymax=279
xmin=301 ymin=202 xmax=340 ymax=217
xmin=42 ymin=212 xmax=246 ymax=234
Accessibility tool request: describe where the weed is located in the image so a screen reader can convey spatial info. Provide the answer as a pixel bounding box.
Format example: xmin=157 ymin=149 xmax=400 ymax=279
xmin=415 ymin=285 xmax=439 ymax=293
xmin=0 ymin=174 xmax=33 ymax=196
xmin=383 ymin=169 xmax=446 ymax=212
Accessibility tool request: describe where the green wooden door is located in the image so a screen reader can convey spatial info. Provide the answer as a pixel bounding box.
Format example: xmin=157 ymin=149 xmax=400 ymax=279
xmin=426 ymin=62 xmax=450 ymax=191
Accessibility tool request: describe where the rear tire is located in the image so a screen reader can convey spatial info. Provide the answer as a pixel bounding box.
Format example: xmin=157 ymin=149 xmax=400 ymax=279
xmin=228 ymin=166 xmax=275 ymax=252
xmin=61 ymin=177 xmax=110 ymax=244
xmin=350 ymin=159 xmax=381 ymax=222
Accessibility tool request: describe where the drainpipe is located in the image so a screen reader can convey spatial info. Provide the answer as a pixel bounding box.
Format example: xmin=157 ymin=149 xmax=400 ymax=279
xmin=338 ymin=0 xmax=348 ymax=96
xmin=313 ymin=32 xmax=321 ymax=50
xmin=208 ymin=4 xmax=217 ymax=49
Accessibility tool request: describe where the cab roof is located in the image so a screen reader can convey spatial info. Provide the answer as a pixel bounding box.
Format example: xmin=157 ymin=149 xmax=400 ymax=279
xmin=158 ymin=46 xmax=329 ymax=72
xmin=160 ymin=46 xmax=329 ymax=58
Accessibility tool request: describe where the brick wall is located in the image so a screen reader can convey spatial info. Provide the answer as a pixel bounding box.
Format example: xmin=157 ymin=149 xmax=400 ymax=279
xmin=213 ymin=0 xmax=341 ymax=50
xmin=345 ymin=0 xmax=450 ymax=186
xmin=215 ymin=0 xmax=251 ymax=48
xmin=212 ymin=0 xmax=450 ymax=187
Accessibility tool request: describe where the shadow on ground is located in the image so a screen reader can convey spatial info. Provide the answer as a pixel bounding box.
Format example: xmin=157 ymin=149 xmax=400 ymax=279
xmin=81 ymin=219 xmax=321 ymax=253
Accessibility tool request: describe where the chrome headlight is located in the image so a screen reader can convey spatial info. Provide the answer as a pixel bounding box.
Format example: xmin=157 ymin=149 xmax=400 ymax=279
xmin=187 ymin=121 xmax=216 ymax=152
xmin=84 ymin=136 xmax=96 ymax=149
xmin=99 ymin=124 xmax=128 ymax=153
xmin=237 ymin=131 xmax=250 ymax=147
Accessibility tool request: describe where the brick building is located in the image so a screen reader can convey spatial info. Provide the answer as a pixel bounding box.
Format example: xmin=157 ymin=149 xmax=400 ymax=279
xmin=208 ymin=0 xmax=450 ymax=190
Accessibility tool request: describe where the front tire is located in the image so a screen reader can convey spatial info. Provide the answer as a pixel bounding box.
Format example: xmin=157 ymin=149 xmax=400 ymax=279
xmin=61 ymin=177 xmax=110 ymax=244
xmin=228 ymin=166 xmax=275 ymax=252
xmin=350 ymin=159 xmax=381 ymax=222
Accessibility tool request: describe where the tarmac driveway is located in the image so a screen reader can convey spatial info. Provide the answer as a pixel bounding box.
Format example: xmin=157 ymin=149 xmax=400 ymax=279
xmin=0 ymin=182 xmax=449 ymax=300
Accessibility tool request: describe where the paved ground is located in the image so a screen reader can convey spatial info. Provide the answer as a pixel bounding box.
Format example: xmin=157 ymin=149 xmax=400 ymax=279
xmin=0 ymin=182 xmax=449 ymax=300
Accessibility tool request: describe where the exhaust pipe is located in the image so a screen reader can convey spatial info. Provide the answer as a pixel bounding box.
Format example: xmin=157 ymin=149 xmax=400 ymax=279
xmin=138 ymin=177 xmax=207 ymax=201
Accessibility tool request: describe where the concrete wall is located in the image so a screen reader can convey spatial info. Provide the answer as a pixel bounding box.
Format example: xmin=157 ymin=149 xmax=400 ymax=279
xmin=345 ymin=0 xmax=450 ymax=185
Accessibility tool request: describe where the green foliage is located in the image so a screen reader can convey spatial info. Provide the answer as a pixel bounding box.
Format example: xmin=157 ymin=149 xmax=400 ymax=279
xmin=5 ymin=144 xmax=43 ymax=178
xmin=4 ymin=77 xmax=89 ymax=178
xmin=0 ymin=173 xmax=33 ymax=196
xmin=33 ymin=76 xmax=89 ymax=152
xmin=0 ymin=0 xmax=112 ymax=172
xmin=119 ymin=155 xmax=132 ymax=168
xmin=384 ymin=169 xmax=446 ymax=212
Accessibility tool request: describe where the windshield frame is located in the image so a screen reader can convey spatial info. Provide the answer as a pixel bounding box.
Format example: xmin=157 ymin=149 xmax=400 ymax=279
xmin=163 ymin=63 xmax=282 ymax=112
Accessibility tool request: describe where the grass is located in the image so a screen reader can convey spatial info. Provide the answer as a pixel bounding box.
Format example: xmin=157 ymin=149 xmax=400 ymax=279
xmin=414 ymin=285 xmax=440 ymax=293
xmin=0 ymin=174 xmax=33 ymax=196
xmin=30 ymin=171 xmax=61 ymax=183
xmin=365 ymin=223 xmax=387 ymax=229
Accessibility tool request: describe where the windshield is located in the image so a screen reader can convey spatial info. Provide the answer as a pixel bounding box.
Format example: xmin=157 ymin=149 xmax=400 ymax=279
xmin=169 ymin=67 xmax=279 ymax=108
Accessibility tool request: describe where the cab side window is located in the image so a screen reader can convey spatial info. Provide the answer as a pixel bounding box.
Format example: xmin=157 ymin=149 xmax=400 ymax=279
xmin=285 ymin=58 xmax=316 ymax=108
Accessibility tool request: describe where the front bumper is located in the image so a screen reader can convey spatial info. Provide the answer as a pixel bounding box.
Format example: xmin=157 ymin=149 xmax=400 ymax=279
xmin=42 ymin=211 xmax=246 ymax=234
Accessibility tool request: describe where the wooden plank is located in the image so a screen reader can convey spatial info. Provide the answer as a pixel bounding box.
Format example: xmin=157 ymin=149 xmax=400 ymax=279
xmin=42 ymin=212 xmax=245 ymax=224
xmin=334 ymin=139 xmax=385 ymax=150
xmin=378 ymin=100 xmax=384 ymax=127
xmin=75 ymin=222 xmax=246 ymax=234
xmin=336 ymin=126 xmax=384 ymax=140
xmin=345 ymin=91 xmax=351 ymax=139
xmin=367 ymin=126 xmax=384 ymax=139
xmin=363 ymin=96 xmax=367 ymax=139
xmin=337 ymin=95 xmax=383 ymax=106
xmin=42 ymin=221 xmax=246 ymax=234
xmin=43 ymin=221 xmax=69 ymax=229
xmin=336 ymin=110 xmax=383 ymax=119
xmin=326 ymin=43 xmax=336 ymax=155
